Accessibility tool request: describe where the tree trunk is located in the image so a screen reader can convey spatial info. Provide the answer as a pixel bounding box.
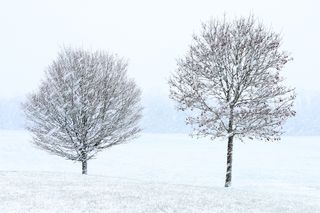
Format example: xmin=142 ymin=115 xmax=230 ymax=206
xmin=224 ymin=135 xmax=233 ymax=187
xmin=82 ymin=160 xmax=87 ymax=175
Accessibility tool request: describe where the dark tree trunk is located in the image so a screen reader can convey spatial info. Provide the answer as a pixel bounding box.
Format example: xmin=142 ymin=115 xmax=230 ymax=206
xmin=82 ymin=160 xmax=87 ymax=175
xmin=225 ymin=135 xmax=233 ymax=187
xmin=80 ymin=149 xmax=88 ymax=175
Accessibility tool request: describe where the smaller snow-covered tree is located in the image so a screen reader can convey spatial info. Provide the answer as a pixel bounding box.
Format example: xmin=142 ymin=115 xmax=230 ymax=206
xmin=23 ymin=48 xmax=142 ymax=174
xmin=169 ymin=16 xmax=296 ymax=187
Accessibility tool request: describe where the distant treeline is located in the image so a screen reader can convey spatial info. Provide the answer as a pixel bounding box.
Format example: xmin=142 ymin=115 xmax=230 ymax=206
xmin=0 ymin=92 xmax=319 ymax=135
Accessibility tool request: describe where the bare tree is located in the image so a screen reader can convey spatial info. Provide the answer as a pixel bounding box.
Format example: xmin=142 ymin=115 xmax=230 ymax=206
xmin=23 ymin=48 xmax=142 ymax=175
xmin=169 ymin=16 xmax=295 ymax=187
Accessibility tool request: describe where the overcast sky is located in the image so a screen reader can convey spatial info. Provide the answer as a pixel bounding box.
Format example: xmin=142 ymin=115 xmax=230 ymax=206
xmin=0 ymin=0 xmax=319 ymax=98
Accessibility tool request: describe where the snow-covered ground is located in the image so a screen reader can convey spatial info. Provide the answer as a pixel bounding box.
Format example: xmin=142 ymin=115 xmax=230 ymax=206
xmin=0 ymin=130 xmax=319 ymax=212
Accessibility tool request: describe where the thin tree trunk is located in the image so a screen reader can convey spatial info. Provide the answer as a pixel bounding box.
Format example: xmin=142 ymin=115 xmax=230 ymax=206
xmin=82 ymin=160 xmax=87 ymax=175
xmin=80 ymin=149 xmax=88 ymax=175
xmin=224 ymin=135 xmax=233 ymax=187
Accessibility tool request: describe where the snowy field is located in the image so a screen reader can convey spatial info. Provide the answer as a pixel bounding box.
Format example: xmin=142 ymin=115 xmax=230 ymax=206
xmin=0 ymin=130 xmax=319 ymax=212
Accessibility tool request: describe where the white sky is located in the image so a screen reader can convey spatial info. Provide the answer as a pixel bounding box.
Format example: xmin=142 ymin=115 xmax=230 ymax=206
xmin=0 ymin=0 xmax=319 ymax=98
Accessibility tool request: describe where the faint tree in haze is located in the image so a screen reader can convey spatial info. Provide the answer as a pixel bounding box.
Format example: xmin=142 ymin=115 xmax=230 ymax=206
xmin=169 ymin=16 xmax=296 ymax=187
xmin=23 ymin=48 xmax=142 ymax=175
